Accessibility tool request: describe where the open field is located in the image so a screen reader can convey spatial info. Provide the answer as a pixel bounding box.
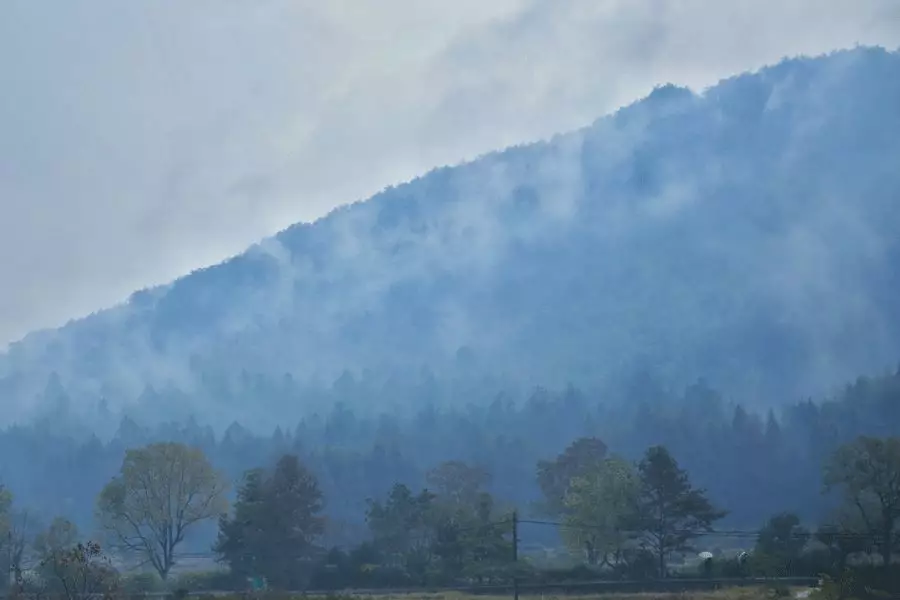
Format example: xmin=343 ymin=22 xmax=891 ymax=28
xmin=296 ymin=589 xmax=811 ymax=600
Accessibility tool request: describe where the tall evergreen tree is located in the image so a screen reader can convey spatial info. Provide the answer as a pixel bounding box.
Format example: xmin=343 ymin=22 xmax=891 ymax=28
xmin=214 ymin=469 xmax=267 ymax=584
xmin=215 ymin=454 xmax=325 ymax=590
xmin=631 ymin=445 xmax=725 ymax=578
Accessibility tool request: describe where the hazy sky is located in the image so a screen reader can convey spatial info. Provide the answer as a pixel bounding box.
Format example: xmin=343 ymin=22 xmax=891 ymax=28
xmin=1 ymin=0 xmax=898 ymax=345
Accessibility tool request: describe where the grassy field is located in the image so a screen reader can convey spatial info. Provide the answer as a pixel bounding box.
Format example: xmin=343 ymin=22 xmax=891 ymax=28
xmin=298 ymin=588 xmax=809 ymax=600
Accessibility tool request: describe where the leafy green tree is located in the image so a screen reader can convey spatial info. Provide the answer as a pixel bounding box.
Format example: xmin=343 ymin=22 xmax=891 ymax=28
xmin=96 ymin=442 xmax=228 ymax=580
xmin=366 ymin=483 xmax=437 ymax=581
xmin=458 ymin=494 xmax=512 ymax=583
xmin=754 ymin=512 xmax=809 ymax=574
xmin=431 ymin=489 xmax=512 ymax=583
xmin=823 ymin=435 xmax=900 ymax=569
xmin=215 ymin=454 xmax=325 ymax=590
xmin=631 ymin=445 xmax=725 ymax=578
xmin=562 ymin=456 xmax=638 ymax=567
xmin=365 ymin=469 xmax=511 ymax=586
xmin=816 ymin=513 xmax=870 ymax=573
xmin=536 ymin=437 xmax=608 ymax=517
xmin=426 ymin=461 xmax=491 ymax=509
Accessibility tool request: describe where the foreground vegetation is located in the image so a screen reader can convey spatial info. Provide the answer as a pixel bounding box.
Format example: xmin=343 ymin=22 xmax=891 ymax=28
xmin=2 ymin=421 xmax=899 ymax=598
xmin=0 ymin=368 xmax=899 ymax=600
xmin=296 ymin=591 xmax=802 ymax=600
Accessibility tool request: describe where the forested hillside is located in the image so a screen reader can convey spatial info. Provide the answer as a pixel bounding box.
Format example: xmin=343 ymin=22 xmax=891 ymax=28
xmin=2 ymin=47 xmax=899 ymax=430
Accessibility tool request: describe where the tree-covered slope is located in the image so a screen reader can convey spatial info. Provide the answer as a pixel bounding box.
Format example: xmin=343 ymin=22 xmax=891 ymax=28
xmin=2 ymin=47 xmax=899 ymax=427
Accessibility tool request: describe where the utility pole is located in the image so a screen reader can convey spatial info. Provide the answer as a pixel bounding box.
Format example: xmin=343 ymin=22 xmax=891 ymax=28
xmin=512 ymin=511 xmax=519 ymax=600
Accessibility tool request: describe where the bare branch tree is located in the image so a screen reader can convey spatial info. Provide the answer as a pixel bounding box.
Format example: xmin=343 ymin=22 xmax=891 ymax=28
xmin=8 ymin=508 xmax=42 ymax=582
xmin=39 ymin=541 xmax=119 ymax=600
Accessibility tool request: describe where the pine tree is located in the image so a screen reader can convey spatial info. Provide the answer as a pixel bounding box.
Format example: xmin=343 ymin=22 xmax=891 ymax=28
xmin=631 ymin=446 xmax=726 ymax=578
xmin=214 ymin=455 xmax=325 ymax=590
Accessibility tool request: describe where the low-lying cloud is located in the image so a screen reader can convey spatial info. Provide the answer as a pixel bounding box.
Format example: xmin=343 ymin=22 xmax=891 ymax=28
xmin=1 ymin=0 xmax=898 ymax=345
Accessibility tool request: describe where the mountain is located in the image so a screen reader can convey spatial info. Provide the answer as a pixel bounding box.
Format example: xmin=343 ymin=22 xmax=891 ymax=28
xmin=2 ymin=46 xmax=900 ymax=431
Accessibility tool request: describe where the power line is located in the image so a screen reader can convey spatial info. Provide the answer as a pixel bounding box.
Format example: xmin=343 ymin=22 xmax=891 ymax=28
xmin=167 ymin=519 xmax=514 ymax=560
xmin=107 ymin=514 xmax=884 ymax=572
xmin=518 ymin=518 xmax=884 ymax=541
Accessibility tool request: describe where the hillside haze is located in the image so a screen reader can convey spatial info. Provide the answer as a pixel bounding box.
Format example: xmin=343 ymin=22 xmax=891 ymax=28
xmin=2 ymin=46 xmax=900 ymax=430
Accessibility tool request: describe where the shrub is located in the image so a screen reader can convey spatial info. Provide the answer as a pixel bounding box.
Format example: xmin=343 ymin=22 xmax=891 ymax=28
xmin=172 ymin=569 xmax=234 ymax=592
xmin=120 ymin=571 xmax=164 ymax=594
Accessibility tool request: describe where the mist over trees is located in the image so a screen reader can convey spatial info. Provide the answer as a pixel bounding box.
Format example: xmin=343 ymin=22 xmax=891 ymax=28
xmin=0 ymin=365 xmax=899 ymax=557
xmin=0 ymin=45 xmax=898 ymax=597
xmin=2 ymin=407 xmax=900 ymax=594
xmin=0 ymin=47 xmax=899 ymax=431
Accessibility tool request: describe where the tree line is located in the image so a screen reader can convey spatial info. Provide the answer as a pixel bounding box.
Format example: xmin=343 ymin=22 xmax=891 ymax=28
xmin=2 ymin=431 xmax=899 ymax=596
xmin=6 ymin=365 xmax=900 ymax=543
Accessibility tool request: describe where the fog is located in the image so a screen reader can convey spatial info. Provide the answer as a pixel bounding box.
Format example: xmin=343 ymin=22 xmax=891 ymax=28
xmin=2 ymin=5 xmax=900 ymax=585
xmin=1 ymin=0 xmax=898 ymax=344
xmin=0 ymin=45 xmax=898 ymax=434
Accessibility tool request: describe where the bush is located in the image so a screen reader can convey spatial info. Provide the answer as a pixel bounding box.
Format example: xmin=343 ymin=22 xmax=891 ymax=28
xmin=172 ymin=569 xmax=234 ymax=592
xmin=810 ymin=571 xmax=858 ymax=600
xmin=611 ymin=549 xmax=658 ymax=581
xmin=710 ymin=557 xmax=749 ymax=578
xmin=766 ymin=583 xmax=792 ymax=598
xmin=530 ymin=564 xmax=603 ymax=583
xmin=120 ymin=571 xmax=164 ymax=594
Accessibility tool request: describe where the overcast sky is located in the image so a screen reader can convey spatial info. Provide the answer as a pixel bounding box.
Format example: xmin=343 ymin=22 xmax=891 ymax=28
xmin=1 ymin=0 xmax=898 ymax=345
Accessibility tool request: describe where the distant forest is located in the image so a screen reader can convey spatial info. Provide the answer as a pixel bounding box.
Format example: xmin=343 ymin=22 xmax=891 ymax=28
xmin=1 ymin=364 xmax=898 ymax=552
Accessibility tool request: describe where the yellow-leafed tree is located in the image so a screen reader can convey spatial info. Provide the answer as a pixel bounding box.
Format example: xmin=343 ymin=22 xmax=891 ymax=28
xmin=96 ymin=442 xmax=228 ymax=580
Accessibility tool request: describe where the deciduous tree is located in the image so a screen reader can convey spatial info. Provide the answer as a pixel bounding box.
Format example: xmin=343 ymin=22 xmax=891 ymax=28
xmin=562 ymin=456 xmax=638 ymax=567
xmin=756 ymin=512 xmax=809 ymax=561
xmin=426 ymin=461 xmax=491 ymax=509
xmin=34 ymin=517 xmax=80 ymax=560
xmin=96 ymin=442 xmax=227 ymax=580
xmin=39 ymin=541 xmax=119 ymax=600
xmin=7 ymin=508 xmax=40 ymax=580
xmin=816 ymin=510 xmax=871 ymax=572
xmin=366 ymin=483 xmax=437 ymax=580
xmin=536 ymin=437 xmax=608 ymax=517
xmin=823 ymin=435 xmax=900 ymax=569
